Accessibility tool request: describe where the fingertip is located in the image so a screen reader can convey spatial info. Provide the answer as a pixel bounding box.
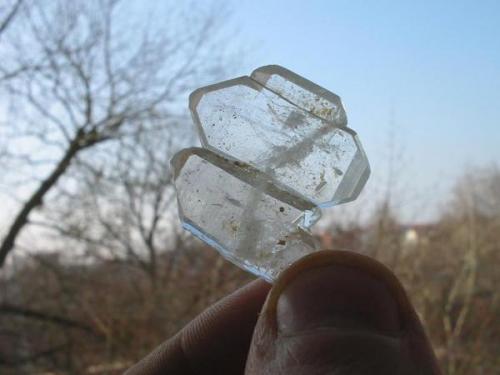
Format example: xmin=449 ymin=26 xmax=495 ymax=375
xmin=126 ymin=278 xmax=271 ymax=375
xmin=246 ymin=250 xmax=441 ymax=375
xmin=178 ymin=278 xmax=272 ymax=373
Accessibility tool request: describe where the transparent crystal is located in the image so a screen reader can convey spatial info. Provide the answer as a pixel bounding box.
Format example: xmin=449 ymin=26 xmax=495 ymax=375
xmin=172 ymin=65 xmax=370 ymax=281
xmin=172 ymin=148 xmax=319 ymax=281
xmin=250 ymin=65 xmax=347 ymax=126
xmin=190 ymin=66 xmax=369 ymax=207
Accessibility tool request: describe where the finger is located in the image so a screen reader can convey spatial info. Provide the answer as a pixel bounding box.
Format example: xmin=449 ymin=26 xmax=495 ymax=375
xmin=125 ymin=278 xmax=271 ymax=375
xmin=246 ymin=250 xmax=441 ymax=375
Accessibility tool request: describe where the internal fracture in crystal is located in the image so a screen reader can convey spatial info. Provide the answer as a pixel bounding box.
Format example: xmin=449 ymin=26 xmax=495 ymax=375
xmin=172 ymin=65 xmax=370 ymax=281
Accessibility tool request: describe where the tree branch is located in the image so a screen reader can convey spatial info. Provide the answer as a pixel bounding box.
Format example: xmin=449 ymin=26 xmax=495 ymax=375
xmin=0 ymin=132 xmax=83 ymax=266
xmin=0 ymin=303 xmax=102 ymax=338
xmin=0 ymin=0 xmax=22 ymax=36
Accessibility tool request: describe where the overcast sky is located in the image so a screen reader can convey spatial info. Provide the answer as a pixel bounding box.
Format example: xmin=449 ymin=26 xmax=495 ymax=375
xmin=226 ymin=0 xmax=500 ymax=222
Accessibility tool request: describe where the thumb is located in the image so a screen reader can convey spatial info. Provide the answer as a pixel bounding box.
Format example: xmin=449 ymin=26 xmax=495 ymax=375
xmin=245 ymin=250 xmax=441 ymax=375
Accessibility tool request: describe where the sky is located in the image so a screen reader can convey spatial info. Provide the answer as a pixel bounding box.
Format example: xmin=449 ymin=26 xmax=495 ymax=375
xmin=2 ymin=0 xmax=499 ymax=226
xmin=226 ymin=0 xmax=500 ymax=222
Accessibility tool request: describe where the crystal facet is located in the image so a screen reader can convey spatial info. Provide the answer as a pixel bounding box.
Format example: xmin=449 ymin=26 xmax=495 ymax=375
xmin=172 ymin=148 xmax=319 ymax=281
xmin=172 ymin=65 xmax=370 ymax=281
xmin=250 ymin=65 xmax=347 ymax=126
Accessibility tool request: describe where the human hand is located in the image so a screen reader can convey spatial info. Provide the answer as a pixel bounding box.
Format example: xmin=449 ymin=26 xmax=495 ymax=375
xmin=126 ymin=250 xmax=441 ymax=374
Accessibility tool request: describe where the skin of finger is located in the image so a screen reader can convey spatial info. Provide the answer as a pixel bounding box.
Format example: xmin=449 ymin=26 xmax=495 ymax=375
xmin=245 ymin=250 xmax=441 ymax=375
xmin=125 ymin=278 xmax=271 ymax=375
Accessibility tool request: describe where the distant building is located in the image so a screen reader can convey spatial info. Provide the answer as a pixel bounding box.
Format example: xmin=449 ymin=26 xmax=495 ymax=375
xmin=399 ymin=224 xmax=437 ymax=248
xmin=317 ymin=226 xmax=364 ymax=251
xmin=317 ymin=223 xmax=437 ymax=253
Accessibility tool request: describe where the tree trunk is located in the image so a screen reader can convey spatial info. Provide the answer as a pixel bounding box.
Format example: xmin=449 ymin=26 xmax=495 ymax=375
xmin=0 ymin=137 xmax=82 ymax=267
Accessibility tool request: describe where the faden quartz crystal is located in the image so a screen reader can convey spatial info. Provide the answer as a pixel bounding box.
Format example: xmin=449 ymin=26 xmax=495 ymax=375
xmin=172 ymin=65 xmax=369 ymax=282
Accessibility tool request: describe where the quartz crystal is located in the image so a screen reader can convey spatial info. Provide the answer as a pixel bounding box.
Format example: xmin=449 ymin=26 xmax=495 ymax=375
xmin=172 ymin=65 xmax=370 ymax=282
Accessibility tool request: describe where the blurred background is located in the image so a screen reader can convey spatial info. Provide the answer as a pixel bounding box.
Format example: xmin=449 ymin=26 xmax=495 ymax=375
xmin=0 ymin=0 xmax=499 ymax=373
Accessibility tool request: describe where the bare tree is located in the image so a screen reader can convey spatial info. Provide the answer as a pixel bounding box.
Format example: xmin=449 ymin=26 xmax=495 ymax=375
xmin=1 ymin=0 xmax=238 ymax=371
xmin=39 ymin=125 xmax=192 ymax=286
xmin=437 ymin=165 xmax=500 ymax=374
xmin=0 ymin=0 xmax=232 ymax=267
